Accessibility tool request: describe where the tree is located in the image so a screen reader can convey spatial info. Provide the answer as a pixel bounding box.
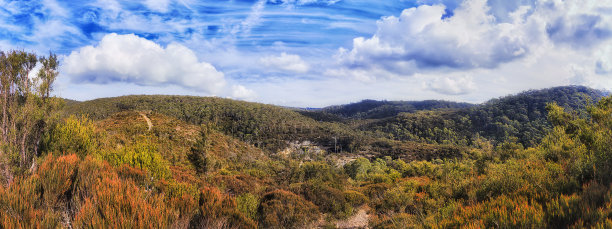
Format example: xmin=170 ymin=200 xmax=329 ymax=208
xmin=188 ymin=125 xmax=211 ymax=174
xmin=0 ymin=50 xmax=60 ymax=185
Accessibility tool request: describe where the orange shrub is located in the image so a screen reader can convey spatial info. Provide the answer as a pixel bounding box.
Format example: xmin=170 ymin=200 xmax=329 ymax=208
xmin=72 ymin=167 xmax=178 ymax=228
xmin=212 ymin=174 xmax=264 ymax=195
xmin=370 ymin=213 xmax=420 ymax=229
xmin=440 ymin=195 xmax=545 ymax=228
xmin=0 ymin=177 xmax=61 ymax=228
xmin=290 ymin=182 xmax=351 ymax=219
xmin=38 ymin=154 xmax=80 ymax=209
xmin=258 ymin=189 xmax=319 ymax=229
xmin=191 ymin=187 xmax=256 ymax=229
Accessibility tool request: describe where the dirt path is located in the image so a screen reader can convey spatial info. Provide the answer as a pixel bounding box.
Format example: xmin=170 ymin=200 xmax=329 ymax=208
xmin=335 ymin=206 xmax=370 ymax=229
xmin=138 ymin=112 xmax=152 ymax=131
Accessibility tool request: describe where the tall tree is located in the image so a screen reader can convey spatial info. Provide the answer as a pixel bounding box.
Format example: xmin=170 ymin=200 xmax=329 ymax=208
xmin=0 ymin=50 xmax=60 ymax=185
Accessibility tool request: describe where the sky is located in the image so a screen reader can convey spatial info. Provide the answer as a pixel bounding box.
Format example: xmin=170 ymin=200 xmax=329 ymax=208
xmin=1 ymin=0 xmax=611 ymax=107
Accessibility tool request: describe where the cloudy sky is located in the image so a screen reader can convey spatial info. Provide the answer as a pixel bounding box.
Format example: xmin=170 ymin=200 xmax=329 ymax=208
xmin=1 ymin=0 xmax=611 ymax=107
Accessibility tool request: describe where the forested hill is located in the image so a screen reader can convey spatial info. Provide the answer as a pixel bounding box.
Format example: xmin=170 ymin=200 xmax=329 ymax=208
xmin=6 ymin=83 xmax=612 ymax=228
xmin=63 ymin=95 xmax=378 ymax=153
xmin=480 ymin=85 xmax=605 ymax=112
xmin=5 ymin=49 xmax=612 ymax=228
xmin=63 ymin=86 xmax=606 ymax=154
xmin=364 ymin=85 xmax=607 ymax=147
xmin=315 ymin=100 xmax=474 ymax=119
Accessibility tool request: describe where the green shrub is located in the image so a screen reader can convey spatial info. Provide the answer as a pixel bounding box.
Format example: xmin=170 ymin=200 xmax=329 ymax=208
xmin=42 ymin=116 xmax=98 ymax=157
xmin=381 ymin=186 xmax=415 ymax=214
xmin=344 ymin=190 xmax=368 ymax=207
xmin=98 ymin=137 xmax=171 ymax=179
xmin=188 ymin=128 xmax=210 ymax=174
xmin=291 ymin=182 xmax=351 ymax=219
xmin=190 ymin=187 xmax=256 ymax=229
xmin=293 ymin=161 xmax=336 ymax=183
xmin=369 ymin=173 xmax=393 ymax=184
xmin=475 ymin=160 xmax=525 ymax=201
xmin=237 ymin=193 xmax=259 ymax=220
xmin=344 ymin=158 xmax=372 ymax=181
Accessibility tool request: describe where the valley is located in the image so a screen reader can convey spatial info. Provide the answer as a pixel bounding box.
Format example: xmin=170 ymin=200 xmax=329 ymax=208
xmin=3 ymin=85 xmax=609 ymax=228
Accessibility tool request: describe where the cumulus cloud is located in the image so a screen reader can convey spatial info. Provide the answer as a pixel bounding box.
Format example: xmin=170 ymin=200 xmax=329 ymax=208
xmin=231 ymin=85 xmax=257 ymax=100
xmin=63 ymin=33 xmax=226 ymax=94
xmin=260 ymin=52 xmax=310 ymax=73
xmin=485 ymin=0 xmax=537 ymax=22
xmin=329 ymin=0 xmax=612 ymax=98
xmin=337 ymin=0 xmax=535 ymax=73
xmin=596 ymin=44 xmax=612 ymax=75
xmin=542 ymin=0 xmax=612 ymax=49
xmin=425 ymin=75 xmax=476 ymax=95
xmin=546 ymin=15 xmax=611 ymax=49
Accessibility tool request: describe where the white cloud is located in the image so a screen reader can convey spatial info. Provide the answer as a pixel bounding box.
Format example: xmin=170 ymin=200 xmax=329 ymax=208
xmin=540 ymin=0 xmax=612 ymax=49
xmin=260 ymin=52 xmax=310 ymax=73
xmin=144 ymin=0 xmax=171 ymax=13
xmin=234 ymin=0 xmax=267 ymax=35
xmin=269 ymin=0 xmax=341 ymax=6
xmin=337 ymin=0 xmax=536 ymax=74
xmin=336 ymin=0 xmax=612 ymax=75
xmin=325 ymin=0 xmax=612 ymax=98
xmin=569 ymin=65 xmax=595 ymax=86
xmin=231 ymin=85 xmax=256 ymax=100
xmin=42 ymin=0 xmax=68 ymax=17
xmin=324 ymin=66 xmax=400 ymax=82
xmin=63 ymin=33 xmax=226 ymax=94
xmin=425 ymin=75 xmax=476 ymax=95
xmin=596 ymin=44 xmax=612 ymax=75
xmin=33 ymin=19 xmax=81 ymax=41
xmin=91 ymin=0 xmax=122 ymax=16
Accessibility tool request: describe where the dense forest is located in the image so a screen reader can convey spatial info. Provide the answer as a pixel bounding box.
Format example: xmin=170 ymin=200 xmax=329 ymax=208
xmin=362 ymin=86 xmax=605 ymax=147
xmin=2 ymin=50 xmax=612 ymax=228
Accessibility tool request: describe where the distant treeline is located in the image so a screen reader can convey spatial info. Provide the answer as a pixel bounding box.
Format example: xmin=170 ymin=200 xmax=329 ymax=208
xmin=63 ymin=86 xmax=605 ymax=158
xmin=362 ymin=86 xmax=605 ymax=147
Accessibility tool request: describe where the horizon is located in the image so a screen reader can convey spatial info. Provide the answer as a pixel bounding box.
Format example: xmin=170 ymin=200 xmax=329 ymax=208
xmin=65 ymin=85 xmax=606 ymax=109
xmin=2 ymin=0 xmax=612 ymax=107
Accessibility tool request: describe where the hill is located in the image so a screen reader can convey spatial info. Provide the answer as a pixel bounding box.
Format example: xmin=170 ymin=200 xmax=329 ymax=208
xmin=3 ymin=85 xmax=612 ymax=228
xmin=62 ymin=86 xmax=606 ymax=155
xmin=363 ymin=85 xmax=606 ymax=146
xmin=63 ymin=95 xmax=372 ymax=154
xmin=5 ymin=49 xmax=612 ymax=228
xmin=62 ymin=95 xmax=469 ymax=161
xmin=309 ymin=99 xmax=474 ymax=120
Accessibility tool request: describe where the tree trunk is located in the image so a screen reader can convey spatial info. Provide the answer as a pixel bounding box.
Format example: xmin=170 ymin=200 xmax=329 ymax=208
xmin=2 ymin=91 xmax=7 ymax=142
xmin=20 ymin=127 xmax=29 ymax=167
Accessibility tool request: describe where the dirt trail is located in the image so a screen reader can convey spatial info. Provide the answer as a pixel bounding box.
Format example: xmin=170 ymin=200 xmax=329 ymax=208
xmin=335 ymin=206 xmax=369 ymax=229
xmin=138 ymin=112 xmax=152 ymax=131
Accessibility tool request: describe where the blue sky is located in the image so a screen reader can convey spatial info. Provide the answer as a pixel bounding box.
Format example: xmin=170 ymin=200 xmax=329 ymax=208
xmin=1 ymin=0 xmax=611 ymax=107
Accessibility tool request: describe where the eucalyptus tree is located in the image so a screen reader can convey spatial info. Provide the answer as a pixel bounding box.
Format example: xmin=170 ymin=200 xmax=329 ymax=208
xmin=0 ymin=50 xmax=60 ymax=185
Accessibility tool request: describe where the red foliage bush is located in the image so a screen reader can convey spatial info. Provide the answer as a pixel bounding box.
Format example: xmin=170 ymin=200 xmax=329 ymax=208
xmin=258 ymin=189 xmax=319 ymax=229
xmin=72 ymin=157 xmax=179 ymax=228
xmin=190 ymin=186 xmax=256 ymax=229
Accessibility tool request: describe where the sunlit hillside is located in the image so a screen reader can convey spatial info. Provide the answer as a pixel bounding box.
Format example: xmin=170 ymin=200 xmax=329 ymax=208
xmin=3 ymin=0 xmax=612 ymax=227
xmin=1 ymin=52 xmax=611 ymax=228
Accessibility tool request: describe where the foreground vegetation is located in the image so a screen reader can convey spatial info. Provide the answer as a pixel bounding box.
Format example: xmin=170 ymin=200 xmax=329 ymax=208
xmin=5 ymin=93 xmax=612 ymax=228
xmin=1 ymin=50 xmax=612 ymax=228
